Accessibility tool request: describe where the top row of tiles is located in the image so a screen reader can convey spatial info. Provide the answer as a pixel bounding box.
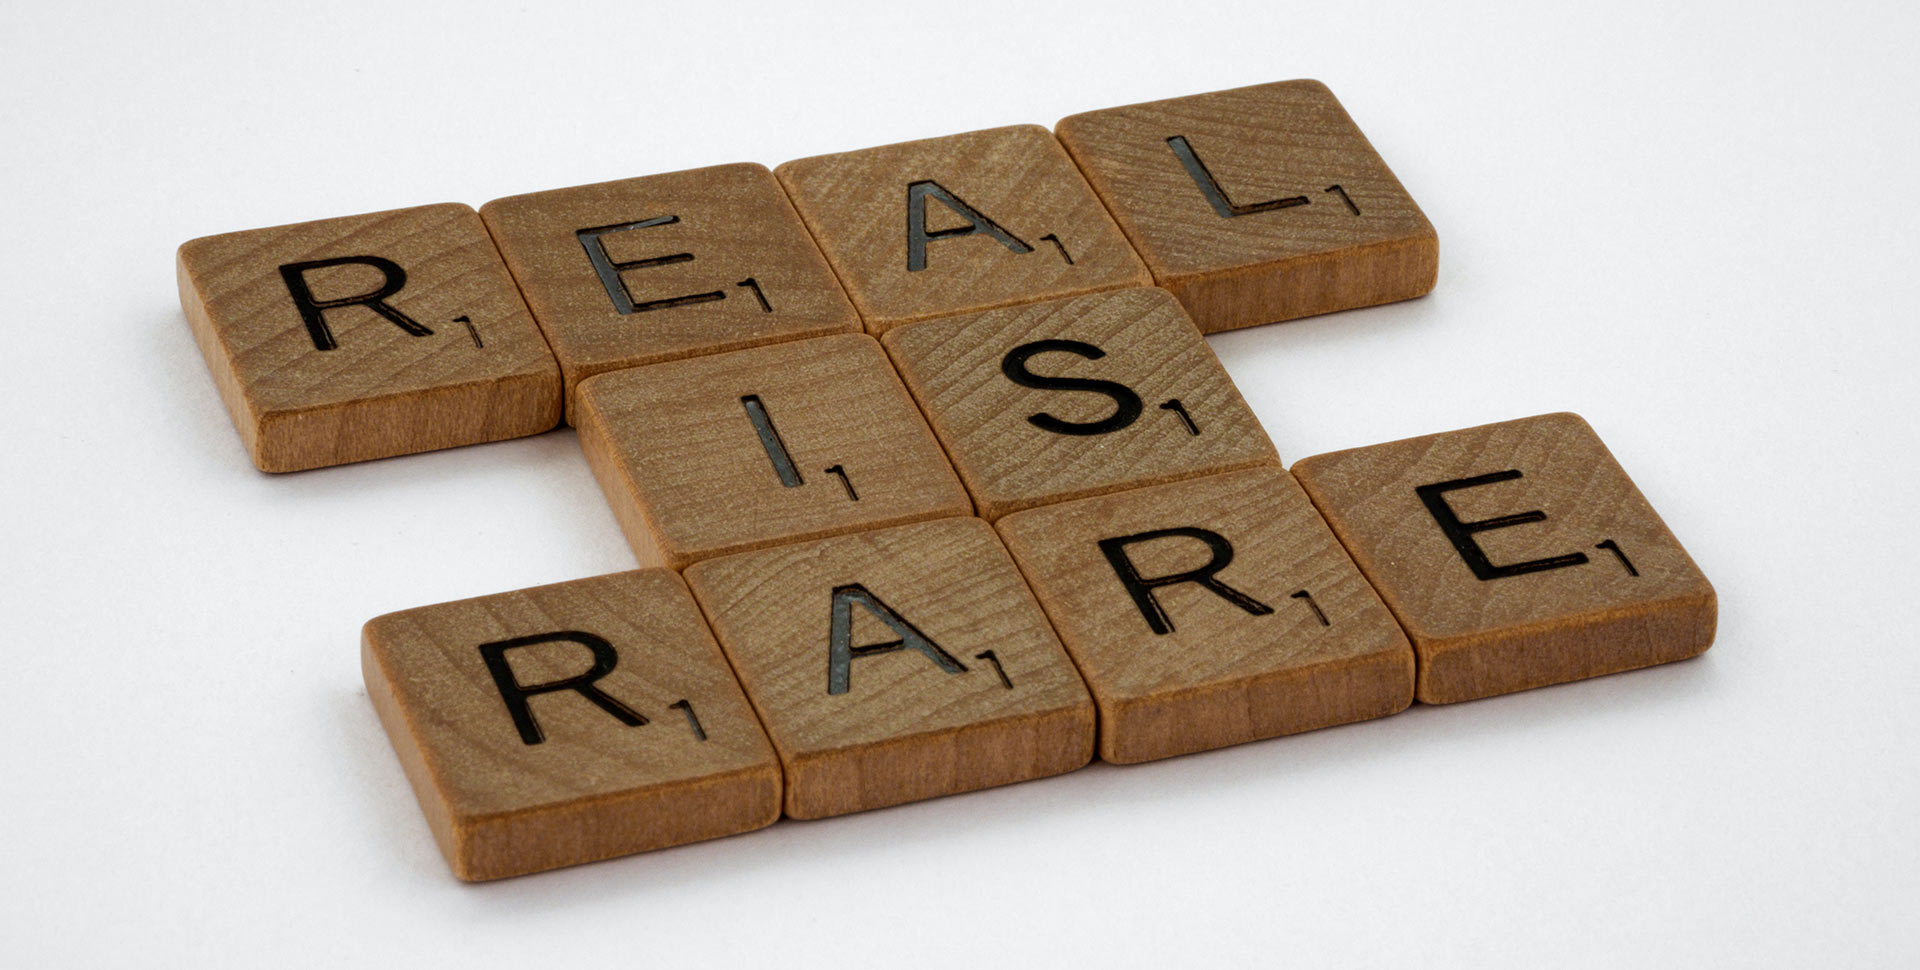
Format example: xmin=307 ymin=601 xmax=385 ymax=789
xmin=179 ymin=80 xmax=1436 ymax=470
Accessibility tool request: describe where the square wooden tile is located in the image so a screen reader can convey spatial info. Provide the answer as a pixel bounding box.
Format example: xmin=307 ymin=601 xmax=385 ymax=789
xmin=480 ymin=164 xmax=862 ymax=420
xmin=1056 ymin=80 xmax=1438 ymax=333
xmin=996 ymin=467 xmax=1413 ymax=764
xmin=683 ymin=517 xmax=1096 ymax=819
xmin=1291 ymin=412 xmax=1716 ymax=704
xmin=574 ymin=333 xmax=970 ymax=570
xmin=177 ymin=203 xmax=561 ymax=472
xmin=775 ymin=124 xmax=1151 ymax=333
xmin=883 ymin=287 xmax=1279 ymax=520
xmin=361 ymin=569 xmax=782 ymax=881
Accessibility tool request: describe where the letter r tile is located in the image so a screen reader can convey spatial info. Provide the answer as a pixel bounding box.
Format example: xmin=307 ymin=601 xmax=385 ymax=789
xmin=776 ymin=125 xmax=1151 ymax=333
xmin=1057 ymin=80 xmax=1438 ymax=333
xmin=361 ymin=569 xmax=782 ymax=881
xmin=683 ymin=518 xmax=1096 ymax=819
xmin=481 ymin=164 xmax=862 ymax=420
xmin=177 ymin=203 xmax=561 ymax=471
xmin=996 ymin=467 xmax=1413 ymax=764
xmin=573 ymin=334 xmax=971 ymax=570
xmin=1291 ymin=413 xmax=1717 ymax=704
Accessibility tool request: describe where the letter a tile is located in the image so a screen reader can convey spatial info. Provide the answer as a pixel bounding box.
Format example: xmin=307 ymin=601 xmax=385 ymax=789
xmin=1291 ymin=413 xmax=1716 ymax=704
xmin=997 ymin=467 xmax=1413 ymax=763
xmin=884 ymin=287 xmax=1278 ymax=519
xmin=362 ymin=569 xmax=782 ymax=881
xmin=776 ymin=125 xmax=1151 ymax=333
xmin=481 ymin=164 xmax=862 ymax=420
xmin=683 ymin=518 xmax=1096 ymax=819
xmin=1057 ymin=80 xmax=1437 ymax=332
xmin=177 ymin=203 xmax=561 ymax=471
xmin=574 ymin=334 xmax=970 ymax=570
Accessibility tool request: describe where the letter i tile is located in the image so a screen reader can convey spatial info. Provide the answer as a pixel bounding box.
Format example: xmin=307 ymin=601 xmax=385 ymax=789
xmin=177 ymin=203 xmax=561 ymax=472
xmin=683 ymin=517 xmax=1096 ymax=819
xmin=362 ymin=569 xmax=782 ymax=880
xmin=573 ymin=334 xmax=970 ymax=570
xmin=1290 ymin=413 xmax=1716 ymax=704
xmin=996 ymin=467 xmax=1413 ymax=764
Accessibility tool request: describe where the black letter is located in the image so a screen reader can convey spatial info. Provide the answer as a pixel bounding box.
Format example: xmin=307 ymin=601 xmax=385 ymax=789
xmin=576 ymin=215 xmax=726 ymax=314
xmin=905 ymin=180 xmax=1033 ymax=271
xmin=1000 ymin=339 xmax=1144 ymax=436
xmin=1165 ymin=135 xmax=1308 ymax=219
xmin=1097 ymin=528 xmax=1274 ymax=635
xmin=477 ymin=631 xmax=647 ymax=745
xmin=278 ymin=255 xmax=431 ymax=352
xmin=828 ymin=584 xmax=966 ymax=695
xmin=1415 ymin=470 xmax=1591 ymax=581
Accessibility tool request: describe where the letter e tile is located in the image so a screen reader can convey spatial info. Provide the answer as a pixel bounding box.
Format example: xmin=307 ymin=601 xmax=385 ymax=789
xmin=1291 ymin=413 xmax=1716 ymax=704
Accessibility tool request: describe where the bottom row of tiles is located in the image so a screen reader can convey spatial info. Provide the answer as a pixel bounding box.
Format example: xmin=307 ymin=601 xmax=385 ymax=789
xmin=363 ymin=413 xmax=1716 ymax=880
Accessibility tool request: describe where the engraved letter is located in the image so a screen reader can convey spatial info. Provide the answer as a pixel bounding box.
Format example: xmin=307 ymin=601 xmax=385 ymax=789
xmin=478 ymin=631 xmax=647 ymax=745
xmin=905 ymin=180 xmax=1033 ymax=271
xmin=1000 ymin=339 xmax=1144 ymax=436
xmin=1165 ymin=135 xmax=1307 ymax=219
xmin=279 ymin=255 xmax=431 ymax=352
xmin=576 ymin=216 xmax=725 ymax=314
xmin=1097 ymin=527 xmax=1274 ymax=635
xmin=828 ymin=584 xmax=967 ymax=695
xmin=1415 ymin=470 xmax=1590 ymax=581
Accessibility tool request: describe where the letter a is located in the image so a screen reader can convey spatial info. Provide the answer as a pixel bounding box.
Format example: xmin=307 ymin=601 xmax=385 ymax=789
xmin=827 ymin=584 xmax=967 ymax=695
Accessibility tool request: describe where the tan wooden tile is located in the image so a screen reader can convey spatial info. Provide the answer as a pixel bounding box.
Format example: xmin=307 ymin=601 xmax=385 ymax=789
xmin=361 ymin=569 xmax=782 ymax=881
xmin=775 ymin=124 xmax=1151 ymax=333
xmin=574 ymin=334 xmax=970 ymax=570
xmin=1291 ymin=413 xmax=1716 ymax=704
xmin=480 ymin=164 xmax=862 ymax=421
xmin=683 ymin=518 xmax=1095 ymax=819
xmin=883 ymin=287 xmax=1279 ymax=520
xmin=177 ymin=203 xmax=561 ymax=472
xmin=996 ymin=467 xmax=1413 ymax=763
xmin=1056 ymin=80 xmax=1438 ymax=333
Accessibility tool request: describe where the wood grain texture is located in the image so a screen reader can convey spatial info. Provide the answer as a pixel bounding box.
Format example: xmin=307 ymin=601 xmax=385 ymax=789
xmin=882 ymin=287 xmax=1279 ymax=519
xmin=683 ymin=517 xmax=1095 ymax=819
xmin=1056 ymin=79 xmax=1437 ymax=333
xmin=177 ymin=203 xmax=561 ymax=471
xmin=996 ymin=467 xmax=1413 ymax=763
xmin=480 ymin=164 xmax=861 ymax=421
xmin=775 ymin=124 xmax=1150 ymax=333
xmin=1291 ymin=412 xmax=1716 ymax=704
xmin=573 ymin=333 xmax=970 ymax=571
xmin=361 ymin=569 xmax=782 ymax=881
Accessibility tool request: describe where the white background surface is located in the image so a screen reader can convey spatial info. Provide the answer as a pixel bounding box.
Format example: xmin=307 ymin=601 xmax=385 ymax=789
xmin=3 ymin=1 xmax=1915 ymax=965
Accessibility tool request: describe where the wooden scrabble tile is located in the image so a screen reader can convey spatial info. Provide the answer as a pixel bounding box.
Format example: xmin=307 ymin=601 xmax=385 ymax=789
xmin=177 ymin=203 xmax=561 ymax=472
xmin=996 ymin=467 xmax=1413 ymax=763
xmin=480 ymin=164 xmax=862 ymax=420
xmin=1291 ymin=413 xmax=1716 ymax=704
xmin=683 ymin=517 xmax=1096 ymax=818
xmin=361 ymin=569 xmax=782 ymax=881
xmin=883 ymin=287 xmax=1279 ymax=520
xmin=1056 ymin=79 xmax=1437 ymax=333
xmin=574 ymin=333 xmax=970 ymax=570
xmin=775 ymin=125 xmax=1151 ymax=333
